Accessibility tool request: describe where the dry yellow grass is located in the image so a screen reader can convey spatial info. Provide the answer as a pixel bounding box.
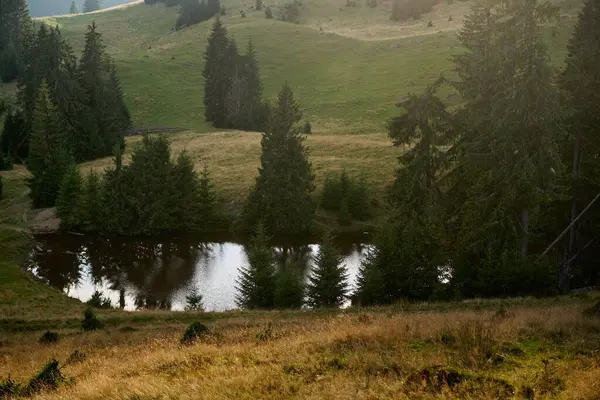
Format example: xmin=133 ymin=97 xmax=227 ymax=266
xmin=2 ymin=300 xmax=600 ymax=399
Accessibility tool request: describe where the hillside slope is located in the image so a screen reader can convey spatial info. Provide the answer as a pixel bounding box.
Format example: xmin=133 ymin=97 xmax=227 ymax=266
xmin=27 ymin=0 xmax=138 ymax=17
xmin=32 ymin=0 xmax=578 ymax=134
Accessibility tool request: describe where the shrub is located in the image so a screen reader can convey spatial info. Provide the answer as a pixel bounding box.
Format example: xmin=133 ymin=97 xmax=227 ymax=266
xmin=321 ymin=170 xmax=371 ymax=221
xmin=181 ymin=322 xmax=210 ymax=345
xmin=0 ymin=377 xmax=21 ymax=398
xmin=185 ymin=288 xmax=204 ymax=312
xmin=86 ymin=291 xmax=113 ymax=309
xmin=25 ymin=359 xmax=67 ymax=395
xmin=65 ymin=350 xmax=86 ymax=365
xmin=303 ymin=120 xmax=312 ymax=134
xmin=81 ymin=308 xmax=104 ymax=331
xmin=39 ymin=331 xmax=60 ymax=344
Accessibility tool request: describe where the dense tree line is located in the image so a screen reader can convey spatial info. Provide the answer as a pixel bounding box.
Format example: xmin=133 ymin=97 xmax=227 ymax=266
xmin=1 ymin=21 xmax=130 ymax=172
xmin=0 ymin=0 xmax=31 ymax=83
xmin=353 ymin=0 xmax=600 ymax=305
xmin=56 ymin=135 xmax=225 ymax=234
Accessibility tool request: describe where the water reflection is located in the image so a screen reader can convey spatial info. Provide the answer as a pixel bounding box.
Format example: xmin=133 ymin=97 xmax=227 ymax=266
xmin=28 ymin=234 xmax=370 ymax=311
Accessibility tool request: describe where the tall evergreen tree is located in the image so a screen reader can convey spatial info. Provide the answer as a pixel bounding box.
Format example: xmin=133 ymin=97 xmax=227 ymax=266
xmin=203 ymin=18 xmax=230 ymax=128
xmin=243 ymin=84 xmax=315 ymax=235
xmin=78 ymin=22 xmax=130 ymax=160
xmin=70 ymin=1 xmax=79 ymax=14
xmin=18 ymin=25 xmax=88 ymax=159
xmin=1 ymin=108 xmax=27 ymax=161
xmin=274 ymin=262 xmax=304 ymax=309
xmin=447 ymin=0 xmax=563 ymax=295
xmin=235 ymin=224 xmax=277 ymax=309
xmin=83 ymin=0 xmax=101 ymax=12
xmin=56 ymin=164 xmax=82 ymax=230
xmin=558 ymin=0 xmax=600 ymax=291
xmin=0 ymin=0 xmax=31 ymax=82
xmin=27 ymin=81 xmax=71 ymax=208
xmin=100 ymin=146 xmax=133 ymax=233
xmin=306 ymin=233 xmax=349 ymax=308
xmin=78 ymin=171 xmax=104 ymax=232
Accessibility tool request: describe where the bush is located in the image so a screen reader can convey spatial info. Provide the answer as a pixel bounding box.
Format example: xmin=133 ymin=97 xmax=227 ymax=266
xmin=303 ymin=120 xmax=312 ymax=134
xmin=81 ymin=308 xmax=103 ymax=331
xmin=25 ymin=359 xmax=67 ymax=395
xmin=181 ymin=322 xmax=210 ymax=344
xmin=65 ymin=350 xmax=86 ymax=365
xmin=86 ymin=290 xmax=113 ymax=309
xmin=320 ymin=170 xmax=371 ymax=220
xmin=39 ymin=331 xmax=60 ymax=344
xmin=185 ymin=288 xmax=204 ymax=311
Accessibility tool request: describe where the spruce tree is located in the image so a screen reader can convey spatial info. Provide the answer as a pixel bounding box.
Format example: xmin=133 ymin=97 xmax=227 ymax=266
xmin=255 ymin=0 xmax=263 ymax=10
xmin=18 ymin=25 xmax=87 ymax=160
xmin=306 ymin=233 xmax=349 ymax=308
xmin=27 ymin=81 xmax=71 ymax=208
xmin=197 ymin=164 xmax=222 ymax=230
xmin=243 ymin=84 xmax=315 ymax=235
xmin=170 ymin=151 xmax=202 ymax=231
xmin=203 ymin=18 xmax=230 ymax=128
xmin=56 ymin=164 xmax=83 ymax=230
xmin=1 ymin=108 xmax=28 ymax=161
xmin=78 ymin=171 xmax=104 ymax=232
xmin=447 ymin=0 xmax=563 ymax=294
xmin=70 ymin=1 xmax=79 ymax=14
xmin=78 ymin=22 xmax=129 ymax=160
xmin=241 ymin=40 xmax=266 ymax=131
xmin=0 ymin=0 xmax=31 ymax=82
xmin=83 ymin=0 xmax=101 ymax=12
xmin=235 ymin=224 xmax=277 ymax=309
xmin=558 ymin=0 xmax=600 ymax=291
xmin=100 ymin=146 xmax=133 ymax=233
xmin=125 ymin=135 xmax=176 ymax=234
xmin=274 ymin=262 xmax=304 ymax=309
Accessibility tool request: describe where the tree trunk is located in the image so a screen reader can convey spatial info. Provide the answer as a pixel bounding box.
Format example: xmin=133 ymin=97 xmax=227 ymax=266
xmin=520 ymin=209 xmax=529 ymax=257
xmin=561 ymin=134 xmax=582 ymax=292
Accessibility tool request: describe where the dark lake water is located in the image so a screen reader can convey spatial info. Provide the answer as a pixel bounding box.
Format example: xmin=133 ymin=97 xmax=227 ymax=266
xmin=28 ymin=233 xmax=371 ymax=311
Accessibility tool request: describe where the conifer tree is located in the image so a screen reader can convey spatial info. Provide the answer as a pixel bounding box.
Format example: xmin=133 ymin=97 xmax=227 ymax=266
xmin=447 ymin=0 xmax=563 ymax=291
xmin=241 ymin=40 xmax=266 ymax=131
xmin=70 ymin=1 xmax=79 ymax=14
xmin=265 ymin=6 xmax=273 ymax=19
xmin=387 ymin=80 xmax=454 ymax=217
xmin=1 ymin=108 xmax=27 ymax=161
xmin=78 ymin=171 xmax=104 ymax=232
xmin=197 ymin=164 xmax=222 ymax=230
xmin=83 ymin=0 xmax=101 ymax=12
xmin=255 ymin=0 xmax=263 ymax=10
xmin=56 ymin=164 xmax=83 ymax=230
xmin=170 ymin=151 xmax=203 ymax=231
xmin=557 ymin=0 xmax=600 ymax=291
xmin=235 ymin=224 xmax=277 ymax=309
xmin=78 ymin=22 xmax=129 ymax=160
xmin=100 ymin=146 xmax=133 ymax=233
xmin=18 ymin=25 xmax=87 ymax=160
xmin=306 ymin=233 xmax=349 ymax=308
xmin=243 ymin=84 xmax=315 ymax=235
xmin=0 ymin=0 xmax=31 ymax=82
xmin=274 ymin=262 xmax=304 ymax=309
xmin=203 ymin=18 xmax=230 ymax=127
xmin=125 ymin=135 xmax=176 ymax=234
xmin=27 ymin=81 xmax=71 ymax=208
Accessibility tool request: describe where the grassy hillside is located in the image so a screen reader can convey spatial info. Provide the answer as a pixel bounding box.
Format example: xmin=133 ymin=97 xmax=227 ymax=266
xmin=27 ymin=0 xmax=577 ymax=134
xmin=27 ymin=0 xmax=138 ymax=17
